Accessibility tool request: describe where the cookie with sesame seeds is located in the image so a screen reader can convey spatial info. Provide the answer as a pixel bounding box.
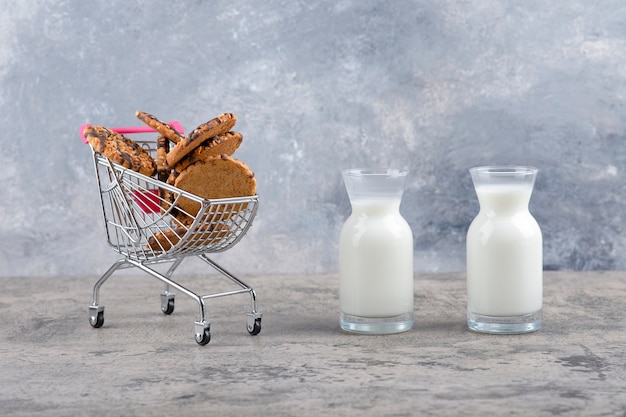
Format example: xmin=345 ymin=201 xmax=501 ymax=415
xmin=83 ymin=125 xmax=156 ymax=177
xmin=135 ymin=110 xmax=184 ymax=144
xmin=173 ymin=131 xmax=243 ymax=172
xmin=155 ymin=135 xmax=170 ymax=182
xmin=165 ymin=113 xmax=237 ymax=169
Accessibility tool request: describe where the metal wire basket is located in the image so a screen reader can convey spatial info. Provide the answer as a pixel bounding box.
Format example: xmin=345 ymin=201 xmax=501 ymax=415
xmin=86 ymin=134 xmax=261 ymax=345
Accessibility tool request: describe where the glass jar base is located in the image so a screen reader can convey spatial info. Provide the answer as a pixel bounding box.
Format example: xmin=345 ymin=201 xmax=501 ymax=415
xmin=340 ymin=311 xmax=413 ymax=334
xmin=467 ymin=310 xmax=543 ymax=334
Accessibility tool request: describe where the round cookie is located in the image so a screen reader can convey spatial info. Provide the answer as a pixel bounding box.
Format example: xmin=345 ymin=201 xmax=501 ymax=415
xmin=173 ymin=131 xmax=243 ymax=173
xmin=173 ymin=155 xmax=256 ymax=219
xmin=147 ymin=227 xmax=187 ymax=251
xmin=185 ymin=222 xmax=231 ymax=246
xmin=147 ymin=223 xmax=232 ymax=251
xmin=83 ymin=125 xmax=156 ymax=177
xmin=135 ymin=111 xmax=184 ymax=144
xmin=165 ymin=113 xmax=237 ymax=169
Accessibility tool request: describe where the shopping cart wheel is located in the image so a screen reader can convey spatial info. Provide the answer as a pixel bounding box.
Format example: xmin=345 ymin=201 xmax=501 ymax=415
xmin=194 ymin=321 xmax=211 ymax=345
xmin=89 ymin=306 xmax=105 ymax=328
xmin=161 ymin=299 xmax=175 ymax=315
xmin=247 ymin=313 xmax=261 ymax=336
xmin=195 ymin=328 xmax=211 ymax=345
xmin=160 ymin=292 xmax=175 ymax=315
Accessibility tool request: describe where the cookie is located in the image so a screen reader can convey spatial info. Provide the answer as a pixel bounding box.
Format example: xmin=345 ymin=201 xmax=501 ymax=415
xmin=147 ymin=227 xmax=187 ymax=251
xmin=83 ymin=125 xmax=156 ymax=177
xmin=156 ymin=135 xmax=170 ymax=182
xmin=173 ymin=155 xmax=256 ymax=219
xmin=158 ymin=177 xmax=187 ymax=224
xmin=173 ymin=131 xmax=243 ymax=173
xmin=156 ymin=171 xmax=181 ymax=219
xmin=135 ymin=111 xmax=184 ymax=144
xmin=185 ymin=222 xmax=231 ymax=246
xmin=165 ymin=113 xmax=237 ymax=168
xmin=147 ymin=223 xmax=231 ymax=251
xmin=166 ymin=170 xmax=179 ymax=185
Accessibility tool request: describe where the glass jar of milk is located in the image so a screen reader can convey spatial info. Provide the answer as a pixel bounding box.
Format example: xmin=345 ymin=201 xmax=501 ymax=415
xmin=466 ymin=166 xmax=543 ymax=334
xmin=339 ymin=168 xmax=414 ymax=334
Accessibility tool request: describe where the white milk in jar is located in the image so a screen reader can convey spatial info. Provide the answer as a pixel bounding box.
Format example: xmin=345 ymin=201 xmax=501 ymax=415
xmin=340 ymin=200 xmax=414 ymax=316
xmin=466 ymin=166 xmax=543 ymax=334
xmin=339 ymin=169 xmax=414 ymax=334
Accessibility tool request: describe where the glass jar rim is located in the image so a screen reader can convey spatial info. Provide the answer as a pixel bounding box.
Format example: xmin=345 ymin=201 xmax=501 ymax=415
xmin=342 ymin=168 xmax=408 ymax=177
xmin=470 ymin=165 xmax=538 ymax=175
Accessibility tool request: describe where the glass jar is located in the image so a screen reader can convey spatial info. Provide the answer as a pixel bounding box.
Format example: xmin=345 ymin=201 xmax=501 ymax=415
xmin=339 ymin=168 xmax=414 ymax=334
xmin=466 ymin=166 xmax=543 ymax=334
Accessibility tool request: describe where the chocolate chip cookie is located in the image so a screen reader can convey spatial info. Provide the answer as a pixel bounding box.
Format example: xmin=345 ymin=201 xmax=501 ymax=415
xmin=135 ymin=110 xmax=184 ymax=144
xmin=165 ymin=113 xmax=237 ymax=169
xmin=83 ymin=125 xmax=156 ymax=177
xmin=173 ymin=131 xmax=243 ymax=173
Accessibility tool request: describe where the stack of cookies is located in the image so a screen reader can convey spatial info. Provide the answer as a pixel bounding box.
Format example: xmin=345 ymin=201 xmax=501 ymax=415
xmin=134 ymin=111 xmax=257 ymax=224
xmin=83 ymin=111 xmax=257 ymax=251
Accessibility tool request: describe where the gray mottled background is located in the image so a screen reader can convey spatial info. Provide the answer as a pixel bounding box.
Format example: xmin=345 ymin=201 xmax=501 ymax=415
xmin=2 ymin=0 xmax=626 ymax=277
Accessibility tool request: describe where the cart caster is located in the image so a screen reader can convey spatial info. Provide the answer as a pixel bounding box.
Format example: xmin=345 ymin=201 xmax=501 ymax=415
xmin=89 ymin=305 xmax=105 ymax=328
xmin=195 ymin=329 xmax=211 ymax=345
xmin=247 ymin=313 xmax=262 ymax=335
xmin=194 ymin=321 xmax=211 ymax=346
xmin=160 ymin=292 xmax=175 ymax=315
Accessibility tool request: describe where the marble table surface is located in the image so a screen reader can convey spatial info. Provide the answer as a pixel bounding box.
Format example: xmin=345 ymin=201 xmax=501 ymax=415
xmin=0 ymin=269 xmax=624 ymax=416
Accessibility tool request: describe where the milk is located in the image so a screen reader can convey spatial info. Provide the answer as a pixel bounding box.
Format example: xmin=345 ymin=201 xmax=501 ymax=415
xmin=466 ymin=183 xmax=543 ymax=316
xmin=339 ymin=199 xmax=414 ymax=317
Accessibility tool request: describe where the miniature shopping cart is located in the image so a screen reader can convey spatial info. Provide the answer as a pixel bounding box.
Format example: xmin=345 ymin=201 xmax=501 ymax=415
xmin=82 ymin=122 xmax=261 ymax=345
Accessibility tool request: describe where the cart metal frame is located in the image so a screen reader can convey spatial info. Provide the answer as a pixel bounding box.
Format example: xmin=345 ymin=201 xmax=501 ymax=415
xmin=87 ymin=139 xmax=261 ymax=345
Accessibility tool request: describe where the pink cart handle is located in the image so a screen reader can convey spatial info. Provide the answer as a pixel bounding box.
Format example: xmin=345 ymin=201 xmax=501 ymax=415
xmin=79 ymin=121 xmax=184 ymax=144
